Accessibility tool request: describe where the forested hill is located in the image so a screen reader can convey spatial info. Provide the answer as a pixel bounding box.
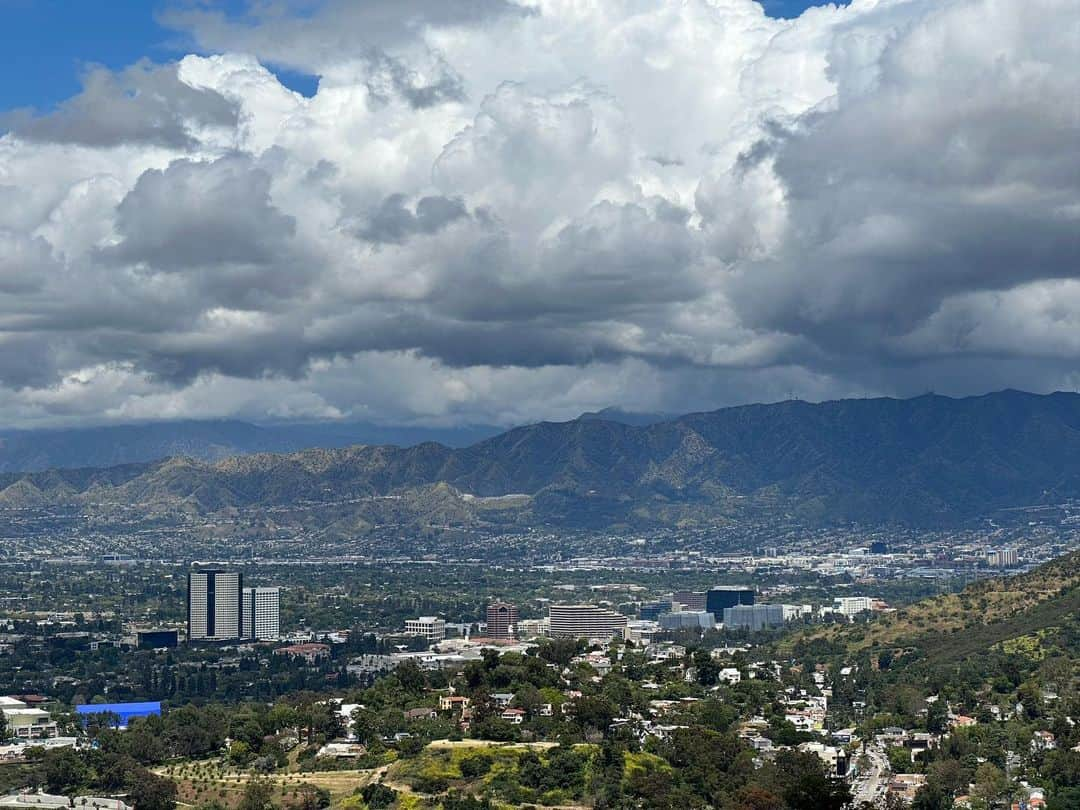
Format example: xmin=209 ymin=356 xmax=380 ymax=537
xmin=3 ymin=389 xmax=1080 ymax=529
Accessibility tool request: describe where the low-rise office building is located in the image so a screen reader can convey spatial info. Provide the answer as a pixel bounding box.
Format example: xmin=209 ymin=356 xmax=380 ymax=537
xmin=722 ymin=604 xmax=785 ymax=632
xmin=548 ymin=604 xmax=627 ymax=640
xmin=405 ymin=617 xmax=446 ymax=642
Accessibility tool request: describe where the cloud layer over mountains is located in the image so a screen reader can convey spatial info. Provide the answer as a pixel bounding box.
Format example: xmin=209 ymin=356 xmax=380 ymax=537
xmin=1 ymin=0 xmax=1078 ymax=428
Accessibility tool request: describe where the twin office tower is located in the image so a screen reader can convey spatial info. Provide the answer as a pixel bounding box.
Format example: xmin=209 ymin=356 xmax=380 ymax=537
xmin=187 ymin=570 xmax=280 ymax=642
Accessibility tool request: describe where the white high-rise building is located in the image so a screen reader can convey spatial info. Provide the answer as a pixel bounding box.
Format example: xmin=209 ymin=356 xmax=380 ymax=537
xmin=243 ymin=587 xmax=281 ymax=640
xmin=188 ymin=570 xmax=242 ymax=641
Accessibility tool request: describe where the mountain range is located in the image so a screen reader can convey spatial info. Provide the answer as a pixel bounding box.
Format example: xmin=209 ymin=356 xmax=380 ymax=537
xmin=0 ymin=419 xmax=504 ymax=474
xmin=3 ymin=389 xmax=1080 ymax=530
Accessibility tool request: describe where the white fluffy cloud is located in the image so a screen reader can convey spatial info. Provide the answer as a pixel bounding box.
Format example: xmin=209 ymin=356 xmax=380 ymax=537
xmin=0 ymin=0 xmax=1078 ymax=428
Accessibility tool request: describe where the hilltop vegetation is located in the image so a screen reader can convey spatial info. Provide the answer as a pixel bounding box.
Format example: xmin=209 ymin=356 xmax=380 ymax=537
xmin=802 ymin=549 xmax=1080 ymax=663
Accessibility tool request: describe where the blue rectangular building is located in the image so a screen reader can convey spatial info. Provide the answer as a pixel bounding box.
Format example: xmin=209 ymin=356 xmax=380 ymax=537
xmin=75 ymin=701 xmax=161 ymax=729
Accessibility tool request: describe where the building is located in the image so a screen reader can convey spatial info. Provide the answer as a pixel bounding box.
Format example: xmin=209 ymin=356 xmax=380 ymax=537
xmin=658 ymin=611 xmax=715 ymax=631
xmin=888 ymin=774 xmax=927 ymax=803
xmin=405 ymin=617 xmax=446 ymax=642
xmin=706 ymin=587 xmax=755 ymax=616
xmin=671 ymin=591 xmax=707 ymax=612
xmin=639 ymin=600 xmax=670 ymax=621
xmin=485 ymin=602 xmax=519 ymax=640
xmin=625 ymin=620 xmax=660 ymax=644
xmin=242 ymin=587 xmax=281 ymax=640
xmin=187 ymin=570 xmax=242 ymax=641
xmin=548 ymin=604 xmax=628 ymax=640
xmin=832 ymin=596 xmax=875 ymax=618
xmin=75 ymin=702 xmax=161 ymax=730
xmin=438 ymin=695 xmax=471 ymax=712
xmin=1 ymin=702 xmax=58 ymax=740
xmin=274 ymin=643 xmax=330 ymax=663
xmin=987 ymin=548 xmax=1019 ymax=568
xmin=782 ymin=604 xmax=809 ymax=621
xmin=135 ymin=629 xmax=178 ymax=650
xmin=516 ymin=619 xmax=546 ymax=639
xmin=723 ymin=604 xmax=785 ymax=631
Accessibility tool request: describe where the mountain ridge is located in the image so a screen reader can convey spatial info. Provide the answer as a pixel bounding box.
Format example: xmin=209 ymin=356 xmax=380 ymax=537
xmin=3 ymin=389 xmax=1080 ymax=530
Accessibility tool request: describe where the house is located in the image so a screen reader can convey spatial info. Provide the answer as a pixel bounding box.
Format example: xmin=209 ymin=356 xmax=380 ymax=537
xmin=538 ymin=703 xmax=554 ymax=717
xmin=438 ymin=695 xmax=470 ymax=712
xmin=719 ymin=668 xmax=741 ymax=685
xmin=501 ymin=708 xmax=526 ymax=725
xmin=878 ymin=726 xmax=907 ymax=745
xmin=746 ymin=735 xmax=773 ymax=751
xmin=404 ymin=708 xmax=437 ymax=722
xmin=316 ymin=742 xmax=366 ymax=759
xmin=1031 ymin=731 xmax=1057 ymax=752
xmin=784 ymin=712 xmax=815 ymax=732
xmin=492 ymin=693 xmax=515 ymax=708
xmin=888 ymin=774 xmax=927 ymax=803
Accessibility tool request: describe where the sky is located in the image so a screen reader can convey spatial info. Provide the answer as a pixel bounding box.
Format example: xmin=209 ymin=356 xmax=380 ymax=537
xmin=0 ymin=0 xmax=1077 ymax=429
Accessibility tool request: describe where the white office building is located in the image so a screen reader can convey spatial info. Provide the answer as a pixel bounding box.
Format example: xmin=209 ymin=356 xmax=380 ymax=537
xmin=548 ymin=604 xmax=628 ymax=640
xmin=188 ymin=570 xmax=242 ymax=641
xmin=987 ymin=548 xmax=1019 ymax=568
xmin=0 ymin=698 xmax=58 ymax=740
xmin=405 ymin=617 xmax=446 ymax=642
xmin=243 ymin=587 xmax=281 ymax=640
xmin=831 ymin=596 xmax=875 ymax=618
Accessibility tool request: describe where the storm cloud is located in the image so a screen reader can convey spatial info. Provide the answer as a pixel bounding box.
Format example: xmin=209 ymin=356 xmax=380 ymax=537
xmin=0 ymin=0 xmax=1078 ymax=428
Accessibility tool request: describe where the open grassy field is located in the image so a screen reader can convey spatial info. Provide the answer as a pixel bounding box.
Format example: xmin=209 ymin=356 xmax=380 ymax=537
xmin=156 ymin=760 xmax=385 ymax=808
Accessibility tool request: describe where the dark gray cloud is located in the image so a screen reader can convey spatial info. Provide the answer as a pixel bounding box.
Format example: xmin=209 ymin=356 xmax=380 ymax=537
xmin=356 ymin=194 xmax=469 ymax=244
xmin=100 ymin=155 xmax=308 ymax=311
xmin=3 ymin=61 xmax=237 ymax=148
xmin=363 ymin=51 xmax=467 ymax=109
xmin=161 ymin=0 xmax=530 ymax=74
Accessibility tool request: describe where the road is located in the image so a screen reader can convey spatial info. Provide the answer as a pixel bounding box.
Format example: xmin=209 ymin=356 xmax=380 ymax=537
xmin=853 ymin=747 xmax=890 ymax=806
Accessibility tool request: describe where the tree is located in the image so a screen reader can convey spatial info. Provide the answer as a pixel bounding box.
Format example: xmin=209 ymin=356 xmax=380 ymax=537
xmin=735 ymin=785 xmax=784 ymax=810
xmin=126 ymin=768 xmax=177 ymax=810
xmin=569 ymin=695 xmax=616 ymax=733
xmin=395 ymin=660 xmax=425 ymax=694
xmin=238 ymin=779 xmax=276 ymax=810
xmin=229 ymin=740 xmax=254 ymax=767
xmin=783 ymin=770 xmax=852 ymax=810
xmin=911 ymin=784 xmax=952 ymax=810
xmin=285 ymin=785 xmax=330 ymax=810
xmin=972 ymin=763 xmax=1009 ymax=805
xmin=44 ymin=747 xmax=88 ymax=794
xmin=360 ymin=783 xmax=397 ymax=809
xmin=927 ymin=758 xmax=970 ymax=797
xmin=926 ymin=700 xmax=948 ymax=735
xmin=693 ymin=649 xmax=721 ymax=687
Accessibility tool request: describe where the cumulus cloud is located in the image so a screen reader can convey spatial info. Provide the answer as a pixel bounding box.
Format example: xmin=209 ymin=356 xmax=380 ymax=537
xmin=0 ymin=0 xmax=1078 ymax=429
xmin=3 ymin=61 xmax=238 ymax=148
